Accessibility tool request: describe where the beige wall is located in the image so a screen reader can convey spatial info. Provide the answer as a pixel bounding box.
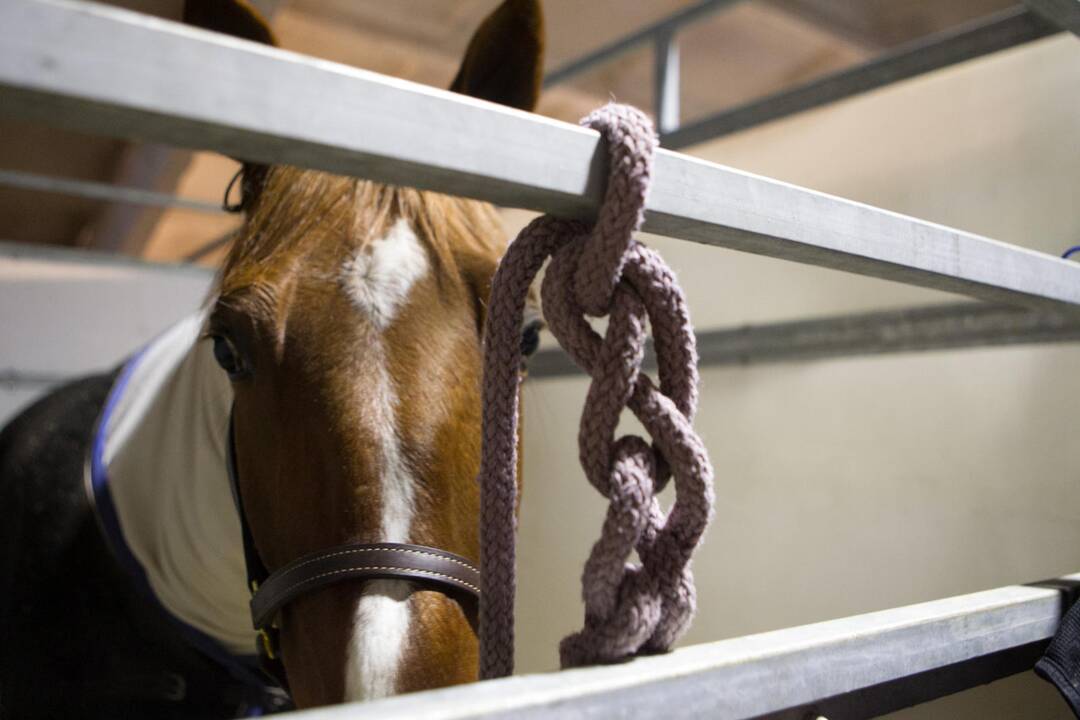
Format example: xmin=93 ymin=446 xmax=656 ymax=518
xmin=511 ymin=34 xmax=1080 ymax=718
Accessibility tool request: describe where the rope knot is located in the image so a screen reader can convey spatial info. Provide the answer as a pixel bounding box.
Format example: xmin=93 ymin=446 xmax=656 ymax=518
xmin=572 ymin=104 xmax=658 ymax=317
xmin=478 ymin=103 xmax=714 ymax=680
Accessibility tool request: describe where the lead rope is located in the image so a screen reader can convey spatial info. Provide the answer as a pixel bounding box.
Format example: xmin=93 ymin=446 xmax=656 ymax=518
xmin=478 ymin=103 xmax=716 ymax=679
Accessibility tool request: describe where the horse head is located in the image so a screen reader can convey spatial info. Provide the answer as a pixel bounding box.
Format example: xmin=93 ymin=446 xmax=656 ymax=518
xmin=184 ymin=0 xmax=544 ymax=707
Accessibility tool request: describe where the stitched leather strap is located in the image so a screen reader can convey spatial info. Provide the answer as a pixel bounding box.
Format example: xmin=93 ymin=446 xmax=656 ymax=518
xmin=250 ymin=542 xmax=481 ymax=631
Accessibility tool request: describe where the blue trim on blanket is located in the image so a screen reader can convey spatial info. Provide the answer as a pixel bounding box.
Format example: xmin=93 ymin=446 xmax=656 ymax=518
xmin=90 ymin=345 xmax=272 ymax=696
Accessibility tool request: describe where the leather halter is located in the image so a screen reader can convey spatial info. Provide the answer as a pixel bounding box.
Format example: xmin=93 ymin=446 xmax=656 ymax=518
xmin=225 ymin=414 xmax=481 ymax=686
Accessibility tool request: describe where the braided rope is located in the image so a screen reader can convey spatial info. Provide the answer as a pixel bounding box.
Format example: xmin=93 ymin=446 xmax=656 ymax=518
xmin=478 ymin=104 xmax=715 ymax=679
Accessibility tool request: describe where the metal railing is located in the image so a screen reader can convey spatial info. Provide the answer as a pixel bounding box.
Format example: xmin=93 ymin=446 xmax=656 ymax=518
xmin=2 ymin=1 xmax=1079 ymax=715
xmin=3 ymin=1 xmax=1078 ymax=316
xmin=0 ymin=168 xmax=223 ymax=213
xmin=542 ymin=2 xmax=1066 ymax=149
xmin=661 ymin=6 xmax=1060 ymax=149
xmin=6 ymin=3 xmax=1075 ymax=209
xmin=271 ymin=577 xmax=1079 ymax=720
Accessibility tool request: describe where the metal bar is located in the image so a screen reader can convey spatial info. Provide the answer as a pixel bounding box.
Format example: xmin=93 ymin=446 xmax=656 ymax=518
xmin=653 ymin=30 xmax=681 ymax=135
xmin=4 ymin=1 xmax=1080 ymax=315
xmin=282 ymin=576 xmax=1076 ymax=719
xmin=78 ymin=0 xmax=281 ymax=252
xmin=0 ymin=238 xmax=212 ymax=274
xmin=0 ymin=168 xmax=223 ymax=213
xmin=0 ymin=369 xmax=67 ymax=389
xmin=0 ymin=239 xmax=213 ymax=380
xmin=543 ymin=0 xmax=737 ymax=87
xmin=528 ymin=302 xmax=1080 ymax=376
xmin=662 ymin=6 xmax=1060 ymax=149
xmin=1024 ymin=0 xmax=1080 ymax=35
xmin=759 ymin=0 xmax=886 ymax=53
xmin=182 ymin=230 xmax=235 ymax=262
xmin=80 ymin=145 xmax=197 ymax=251
xmin=6 ymin=240 xmax=1079 ymax=375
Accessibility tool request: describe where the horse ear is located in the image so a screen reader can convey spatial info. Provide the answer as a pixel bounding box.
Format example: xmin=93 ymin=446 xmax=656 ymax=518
xmin=183 ymin=0 xmax=278 ymax=46
xmin=450 ymin=0 xmax=545 ymax=112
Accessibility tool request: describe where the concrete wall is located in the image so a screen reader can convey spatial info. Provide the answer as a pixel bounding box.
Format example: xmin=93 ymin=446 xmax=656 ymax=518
xmin=513 ymin=34 xmax=1080 ymax=719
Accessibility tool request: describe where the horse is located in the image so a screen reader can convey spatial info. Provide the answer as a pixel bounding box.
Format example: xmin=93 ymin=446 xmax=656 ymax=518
xmin=0 ymin=0 xmax=545 ymax=715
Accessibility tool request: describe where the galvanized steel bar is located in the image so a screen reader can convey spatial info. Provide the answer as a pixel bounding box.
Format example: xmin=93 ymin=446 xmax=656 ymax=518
xmin=1024 ymin=0 xmax=1080 ymax=35
xmin=282 ymin=577 xmax=1076 ymax=719
xmin=543 ymin=0 xmax=737 ymax=87
xmin=3 ymin=0 xmax=1080 ymax=314
xmin=182 ymin=231 xmax=235 ymax=263
xmin=0 ymin=168 xmax=223 ymax=213
xmin=0 ymin=369 xmax=67 ymax=389
xmin=0 ymin=240 xmax=213 ymax=380
xmin=653 ymin=29 xmax=681 ymax=135
xmin=662 ymin=6 xmax=1060 ymax=149
xmin=6 ymin=238 xmax=1079 ymax=381
xmin=528 ymin=302 xmax=1080 ymax=376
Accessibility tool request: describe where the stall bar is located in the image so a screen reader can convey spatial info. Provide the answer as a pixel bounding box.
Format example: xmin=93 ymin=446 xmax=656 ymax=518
xmin=291 ymin=577 xmax=1078 ymax=720
xmin=2 ymin=0 xmax=1080 ymax=319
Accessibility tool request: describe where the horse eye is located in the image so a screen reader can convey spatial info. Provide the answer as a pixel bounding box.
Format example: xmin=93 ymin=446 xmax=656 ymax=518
xmin=211 ymin=335 xmax=247 ymax=378
xmin=521 ymin=321 xmax=543 ymax=357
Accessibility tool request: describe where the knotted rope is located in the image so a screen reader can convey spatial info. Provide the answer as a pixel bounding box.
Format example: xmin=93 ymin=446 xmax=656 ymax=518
xmin=478 ymin=103 xmax=715 ymax=679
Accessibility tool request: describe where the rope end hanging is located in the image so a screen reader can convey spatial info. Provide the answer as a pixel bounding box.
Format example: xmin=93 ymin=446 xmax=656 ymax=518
xmin=477 ymin=103 xmax=714 ymax=679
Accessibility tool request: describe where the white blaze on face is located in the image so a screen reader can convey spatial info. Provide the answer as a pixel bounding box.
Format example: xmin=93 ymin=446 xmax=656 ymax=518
xmin=341 ymin=217 xmax=431 ymax=330
xmin=341 ymin=219 xmax=427 ymax=702
xmin=344 ymin=579 xmax=412 ymax=702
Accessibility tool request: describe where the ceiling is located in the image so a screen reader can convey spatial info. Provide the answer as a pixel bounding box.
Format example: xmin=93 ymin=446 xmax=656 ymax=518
xmin=0 ymin=0 xmax=1016 ymax=265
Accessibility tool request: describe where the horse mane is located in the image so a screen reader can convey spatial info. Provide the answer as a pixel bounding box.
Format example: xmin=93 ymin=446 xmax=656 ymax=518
xmin=218 ymin=165 xmax=506 ymax=295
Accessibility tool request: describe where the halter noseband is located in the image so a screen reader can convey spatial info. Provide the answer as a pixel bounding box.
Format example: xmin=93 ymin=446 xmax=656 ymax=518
xmin=226 ymin=414 xmax=480 ymax=686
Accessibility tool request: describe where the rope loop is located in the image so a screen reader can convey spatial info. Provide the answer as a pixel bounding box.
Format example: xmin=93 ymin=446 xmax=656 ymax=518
xmin=572 ymin=105 xmax=658 ymax=317
xmin=477 ymin=103 xmax=714 ymax=680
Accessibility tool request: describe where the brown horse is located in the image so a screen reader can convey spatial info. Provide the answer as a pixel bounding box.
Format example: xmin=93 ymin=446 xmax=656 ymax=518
xmin=194 ymin=0 xmax=546 ymax=706
xmin=0 ymin=0 xmax=544 ymax=715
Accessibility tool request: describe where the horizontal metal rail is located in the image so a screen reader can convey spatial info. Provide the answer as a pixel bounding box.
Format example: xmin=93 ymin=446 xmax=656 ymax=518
xmin=663 ymin=6 xmax=1060 ymax=148
xmin=1024 ymin=0 xmax=1080 ymax=35
xmin=12 ymin=300 xmax=1078 ymax=385
xmin=6 ymin=242 xmax=1077 ymax=379
xmin=3 ymin=0 xmax=1080 ymax=317
xmin=0 ymin=239 xmax=213 ymax=387
xmin=0 ymin=168 xmax=223 ymax=213
xmin=286 ymin=576 xmax=1076 ymax=719
xmin=183 ymin=231 xmax=235 ymax=262
xmin=0 ymin=369 xmax=66 ymax=389
xmin=0 ymin=238 xmax=208 ymax=272
xmin=529 ymin=302 xmax=1080 ymax=376
xmin=542 ymin=0 xmax=738 ymax=87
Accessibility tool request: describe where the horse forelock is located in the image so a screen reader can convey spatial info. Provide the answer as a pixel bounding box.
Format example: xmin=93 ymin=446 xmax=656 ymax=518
xmin=217 ymin=166 xmax=505 ymax=298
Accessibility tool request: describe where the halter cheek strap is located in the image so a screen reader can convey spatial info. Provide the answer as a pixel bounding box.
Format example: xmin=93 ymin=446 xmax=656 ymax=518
xmin=226 ymin=414 xmax=481 ymax=687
